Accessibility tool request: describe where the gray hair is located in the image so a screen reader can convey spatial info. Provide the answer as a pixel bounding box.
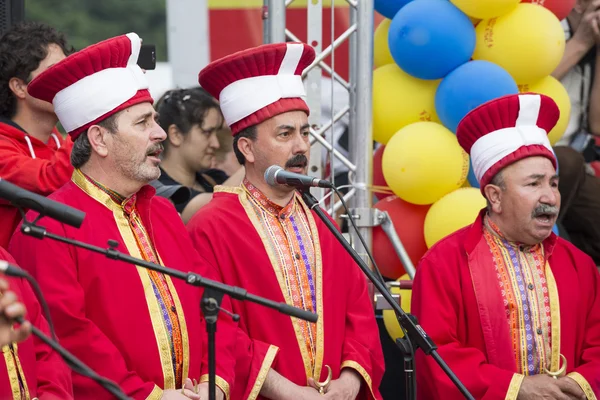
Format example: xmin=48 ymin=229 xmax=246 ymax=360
xmin=233 ymin=124 xmax=258 ymax=165
xmin=485 ymin=171 xmax=506 ymax=212
xmin=70 ymin=113 xmax=120 ymax=169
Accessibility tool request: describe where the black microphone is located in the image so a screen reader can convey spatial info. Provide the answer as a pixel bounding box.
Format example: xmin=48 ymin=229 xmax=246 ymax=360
xmin=0 ymin=260 xmax=57 ymax=341
xmin=0 ymin=260 xmax=28 ymax=278
xmin=0 ymin=259 xmax=129 ymax=399
xmin=0 ymin=178 xmax=85 ymax=228
xmin=12 ymin=315 xmax=131 ymax=399
xmin=264 ymin=165 xmax=332 ymax=189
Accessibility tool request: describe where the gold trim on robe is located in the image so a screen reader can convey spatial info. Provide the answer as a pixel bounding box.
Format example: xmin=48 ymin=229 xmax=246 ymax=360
xmin=199 ymin=374 xmax=231 ymax=400
xmin=72 ymin=169 xmax=185 ymax=390
xmin=248 ymin=345 xmax=279 ymax=400
xmin=341 ymin=360 xmax=375 ymax=399
xmin=504 ymin=374 xmax=524 ymax=400
xmin=567 ymin=372 xmax=597 ymax=400
xmin=11 ymin=342 xmax=30 ymax=399
xmin=158 ymin=254 xmax=190 ymax=387
xmin=545 ymin=263 xmax=561 ymax=372
xmin=236 ymin=186 xmax=324 ymax=382
xmin=3 ymin=345 xmax=22 ymax=400
xmin=146 ymin=385 xmax=163 ymax=400
xmin=297 ymin=197 xmax=325 ymax=382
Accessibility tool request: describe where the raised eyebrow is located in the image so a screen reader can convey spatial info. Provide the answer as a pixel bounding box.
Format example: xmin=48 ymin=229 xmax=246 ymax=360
xmin=300 ymin=123 xmax=311 ymax=131
xmin=276 ymin=124 xmax=295 ymax=131
xmin=137 ymin=112 xmax=154 ymax=121
xmin=526 ymin=174 xmax=545 ymax=181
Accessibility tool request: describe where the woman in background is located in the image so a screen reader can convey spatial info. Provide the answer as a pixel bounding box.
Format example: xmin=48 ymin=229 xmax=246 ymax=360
xmin=155 ymin=87 xmax=242 ymax=215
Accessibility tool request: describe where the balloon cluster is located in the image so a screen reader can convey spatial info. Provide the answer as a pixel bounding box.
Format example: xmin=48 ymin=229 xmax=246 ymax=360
xmin=371 ymin=0 xmax=570 ymax=280
xmin=372 ymin=0 xmax=571 ymax=340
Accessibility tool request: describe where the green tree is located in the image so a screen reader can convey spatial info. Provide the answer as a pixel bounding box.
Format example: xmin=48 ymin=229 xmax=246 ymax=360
xmin=25 ymin=0 xmax=168 ymax=61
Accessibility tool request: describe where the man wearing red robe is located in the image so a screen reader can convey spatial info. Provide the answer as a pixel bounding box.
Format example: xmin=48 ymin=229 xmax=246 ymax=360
xmin=0 ymin=246 xmax=73 ymax=399
xmin=9 ymin=33 xmax=238 ymax=400
xmin=412 ymin=93 xmax=600 ymax=399
xmin=0 ymin=22 xmax=75 ymax=248
xmin=187 ymin=42 xmax=385 ymax=400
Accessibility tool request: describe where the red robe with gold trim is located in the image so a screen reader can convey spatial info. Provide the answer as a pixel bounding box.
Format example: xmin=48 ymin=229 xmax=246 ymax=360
xmin=187 ymin=187 xmax=385 ymax=400
xmin=412 ymin=211 xmax=600 ymax=399
xmin=0 ymin=122 xmax=73 ymax=248
xmin=0 ymin=246 xmax=73 ymax=400
xmin=8 ymin=172 xmax=238 ymax=400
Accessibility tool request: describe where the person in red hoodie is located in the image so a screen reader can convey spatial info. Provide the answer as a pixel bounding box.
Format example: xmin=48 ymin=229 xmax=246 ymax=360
xmin=0 ymin=22 xmax=75 ymax=248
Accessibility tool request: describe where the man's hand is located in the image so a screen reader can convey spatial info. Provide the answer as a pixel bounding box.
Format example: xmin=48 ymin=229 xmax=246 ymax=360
xmin=0 ymin=279 xmax=30 ymax=346
xmin=517 ymin=375 xmax=572 ymax=400
xmin=261 ymin=368 xmax=323 ymax=400
xmin=573 ymin=0 xmax=600 ymax=48
xmin=308 ymin=369 xmax=362 ymax=400
xmin=556 ymin=377 xmax=586 ymax=400
xmin=196 ymin=381 xmax=224 ymax=400
xmin=161 ymin=389 xmax=199 ymax=400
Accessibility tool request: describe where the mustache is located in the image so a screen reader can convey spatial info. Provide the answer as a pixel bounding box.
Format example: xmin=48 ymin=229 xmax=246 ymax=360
xmin=532 ymin=204 xmax=559 ymax=218
xmin=285 ymin=154 xmax=308 ymax=169
xmin=146 ymin=144 xmax=164 ymax=156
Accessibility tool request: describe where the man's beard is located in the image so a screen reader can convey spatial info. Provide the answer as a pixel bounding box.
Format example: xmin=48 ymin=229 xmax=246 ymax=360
xmin=115 ymin=150 xmax=161 ymax=185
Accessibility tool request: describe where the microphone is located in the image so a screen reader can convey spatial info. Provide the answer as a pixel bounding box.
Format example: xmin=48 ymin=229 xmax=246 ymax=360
xmin=0 ymin=259 xmax=57 ymax=341
xmin=0 ymin=260 xmax=28 ymax=278
xmin=0 ymin=260 xmax=129 ymax=399
xmin=264 ymin=165 xmax=332 ymax=189
xmin=12 ymin=317 xmax=130 ymax=399
xmin=0 ymin=178 xmax=85 ymax=228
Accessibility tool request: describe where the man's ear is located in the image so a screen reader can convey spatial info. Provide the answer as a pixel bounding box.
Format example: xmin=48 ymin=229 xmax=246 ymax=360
xmin=483 ymin=184 xmax=503 ymax=214
xmin=87 ymin=125 xmax=110 ymax=158
xmin=237 ymin=136 xmax=256 ymax=164
xmin=8 ymin=77 xmax=27 ymax=100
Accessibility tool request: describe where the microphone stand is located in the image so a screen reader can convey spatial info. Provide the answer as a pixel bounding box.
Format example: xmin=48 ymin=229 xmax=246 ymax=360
xmin=20 ymin=220 xmax=317 ymax=400
xmin=201 ymin=288 xmax=239 ymax=400
xmin=300 ymin=189 xmax=474 ymax=400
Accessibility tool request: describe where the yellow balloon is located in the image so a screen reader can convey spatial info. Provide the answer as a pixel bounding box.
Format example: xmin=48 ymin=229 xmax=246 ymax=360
xmin=473 ymin=4 xmax=565 ymax=84
xmin=373 ymin=64 xmax=440 ymax=145
xmin=451 ymin=0 xmax=520 ymax=19
xmin=424 ymin=187 xmax=486 ymax=248
xmin=382 ymin=273 xmax=412 ymax=340
xmin=374 ymin=19 xmax=394 ymax=68
xmin=519 ymin=76 xmax=571 ymax=146
xmin=382 ymin=122 xmax=469 ymax=205
xmin=470 ymin=16 xmax=482 ymax=26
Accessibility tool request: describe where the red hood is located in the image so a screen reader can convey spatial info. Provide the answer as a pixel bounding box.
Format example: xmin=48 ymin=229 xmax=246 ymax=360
xmin=0 ymin=120 xmax=66 ymax=150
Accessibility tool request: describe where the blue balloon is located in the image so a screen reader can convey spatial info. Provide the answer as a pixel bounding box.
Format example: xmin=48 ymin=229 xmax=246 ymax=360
xmin=552 ymin=224 xmax=560 ymax=236
xmin=467 ymin=163 xmax=480 ymax=188
xmin=374 ymin=0 xmax=413 ymax=19
xmin=388 ymin=0 xmax=475 ymax=80
xmin=435 ymin=60 xmax=519 ymax=133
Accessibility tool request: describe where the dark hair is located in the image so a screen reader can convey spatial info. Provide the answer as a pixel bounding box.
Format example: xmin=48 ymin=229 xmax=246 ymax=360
xmin=233 ymin=125 xmax=258 ymax=165
xmin=0 ymin=22 xmax=75 ymax=118
xmin=71 ymin=113 xmax=120 ymax=169
xmin=155 ymin=87 xmax=222 ymax=154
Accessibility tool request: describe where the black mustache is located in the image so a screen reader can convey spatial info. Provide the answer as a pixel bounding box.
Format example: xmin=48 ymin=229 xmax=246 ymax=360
xmin=285 ymin=154 xmax=308 ymax=169
xmin=532 ymin=204 xmax=559 ymax=218
xmin=146 ymin=144 xmax=164 ymax=156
